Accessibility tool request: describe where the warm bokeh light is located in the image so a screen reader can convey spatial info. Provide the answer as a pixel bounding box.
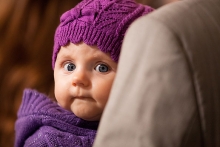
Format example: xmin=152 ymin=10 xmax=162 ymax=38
xmin=0 ymin=0 xmax=80 ymax=146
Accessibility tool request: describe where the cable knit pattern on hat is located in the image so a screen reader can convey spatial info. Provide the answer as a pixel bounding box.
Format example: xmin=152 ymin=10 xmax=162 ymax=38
xmin=52 ymin=0 xmax=154 ymax=68
xmin=15 ymin=89 xmax=99 ymax=147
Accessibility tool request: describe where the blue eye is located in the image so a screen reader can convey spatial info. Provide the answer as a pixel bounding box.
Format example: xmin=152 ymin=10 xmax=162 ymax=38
xmin=95 ymin=64 xmax=109 ymax=72
xmin=64 ymin=63 xmax=76 ymax=71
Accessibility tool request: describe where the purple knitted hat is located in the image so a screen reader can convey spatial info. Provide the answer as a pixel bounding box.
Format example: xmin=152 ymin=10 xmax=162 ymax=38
xmin=52 ymin=0 xmax=154 ymax=68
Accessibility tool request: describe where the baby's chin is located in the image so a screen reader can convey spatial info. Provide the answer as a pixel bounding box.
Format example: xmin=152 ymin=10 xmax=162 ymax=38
xmin=72 ymin=108 xmax=101 ymax=121
xmin=57 ymin=101 xmax=102 ymax=121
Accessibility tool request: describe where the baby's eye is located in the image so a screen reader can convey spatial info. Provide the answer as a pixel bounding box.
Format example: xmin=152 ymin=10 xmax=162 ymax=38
xmin=64 ymin=63 xmax=76 ymax=71
xmin=95 ymin=64 xmax=109 ymax=72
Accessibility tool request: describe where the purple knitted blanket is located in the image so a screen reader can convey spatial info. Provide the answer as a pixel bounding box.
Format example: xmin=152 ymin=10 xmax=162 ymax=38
xmin=15 ymin=89 xmax=99 ymax=147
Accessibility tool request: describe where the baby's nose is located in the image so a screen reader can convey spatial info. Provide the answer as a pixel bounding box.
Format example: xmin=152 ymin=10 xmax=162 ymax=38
xmin=71 ymin=69 xmax=90 ymax=87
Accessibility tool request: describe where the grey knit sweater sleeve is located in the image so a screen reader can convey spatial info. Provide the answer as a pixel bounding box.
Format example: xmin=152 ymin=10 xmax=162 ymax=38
xmin=15 ymin=89 xmax=99 ymax=147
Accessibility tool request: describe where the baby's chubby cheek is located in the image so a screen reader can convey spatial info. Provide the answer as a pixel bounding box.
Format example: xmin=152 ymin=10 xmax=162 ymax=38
xmin=56 ymin=99 xmax=71 ymax=111
xmin=54 ymin=89 xmax=68 ymax=109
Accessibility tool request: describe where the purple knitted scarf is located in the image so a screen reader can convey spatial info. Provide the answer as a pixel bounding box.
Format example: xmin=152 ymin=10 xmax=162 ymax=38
xmin=15 ymin=89 xmax=99 ymax=147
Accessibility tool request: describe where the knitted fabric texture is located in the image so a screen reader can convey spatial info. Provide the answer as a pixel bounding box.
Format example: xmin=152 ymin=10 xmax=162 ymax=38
xmin=15 ymin=89 xmax=99 ymax=147
xmin=52 ymin=0 xmax=154 ymax=68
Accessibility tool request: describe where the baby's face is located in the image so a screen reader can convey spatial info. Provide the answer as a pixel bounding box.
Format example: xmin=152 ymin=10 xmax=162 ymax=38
xmin=54 ymin=42 xmax=117 ymax=121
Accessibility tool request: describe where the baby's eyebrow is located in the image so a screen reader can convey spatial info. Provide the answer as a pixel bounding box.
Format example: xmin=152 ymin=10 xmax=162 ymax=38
xmin=92 ymin=54 xmax=102 ymax=59
xmin=91 ymin=55 xmax=108 ymax=61
xmin=56 ymin=53 xmax=71 ymax=60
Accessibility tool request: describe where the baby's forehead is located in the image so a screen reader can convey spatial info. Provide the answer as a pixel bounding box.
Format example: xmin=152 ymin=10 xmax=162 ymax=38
xmin=58 ymin=42 xmax=98 ymax=52
xmin=57 ymin=42 xmax=110 ymax=59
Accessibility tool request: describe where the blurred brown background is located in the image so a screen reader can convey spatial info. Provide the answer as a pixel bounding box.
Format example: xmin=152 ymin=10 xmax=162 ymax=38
xmin=0 ymin=0 xmax=175 ymax=146
xmin=0 ymin=0 xmax=80 ymax=146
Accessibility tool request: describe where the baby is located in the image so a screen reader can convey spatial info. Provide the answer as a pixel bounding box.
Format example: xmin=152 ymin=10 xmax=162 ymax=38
xmin=15 ymin=0 xmax=154 ymax=146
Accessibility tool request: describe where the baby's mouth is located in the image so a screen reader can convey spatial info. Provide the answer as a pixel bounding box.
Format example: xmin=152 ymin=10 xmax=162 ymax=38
xmin=72 ymin=95 xmax=91 ymax=99
xmin=74 ymin=96 xmax=87 ymax=98
xmin=72 ymin=95 xmax=94 ymax=102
